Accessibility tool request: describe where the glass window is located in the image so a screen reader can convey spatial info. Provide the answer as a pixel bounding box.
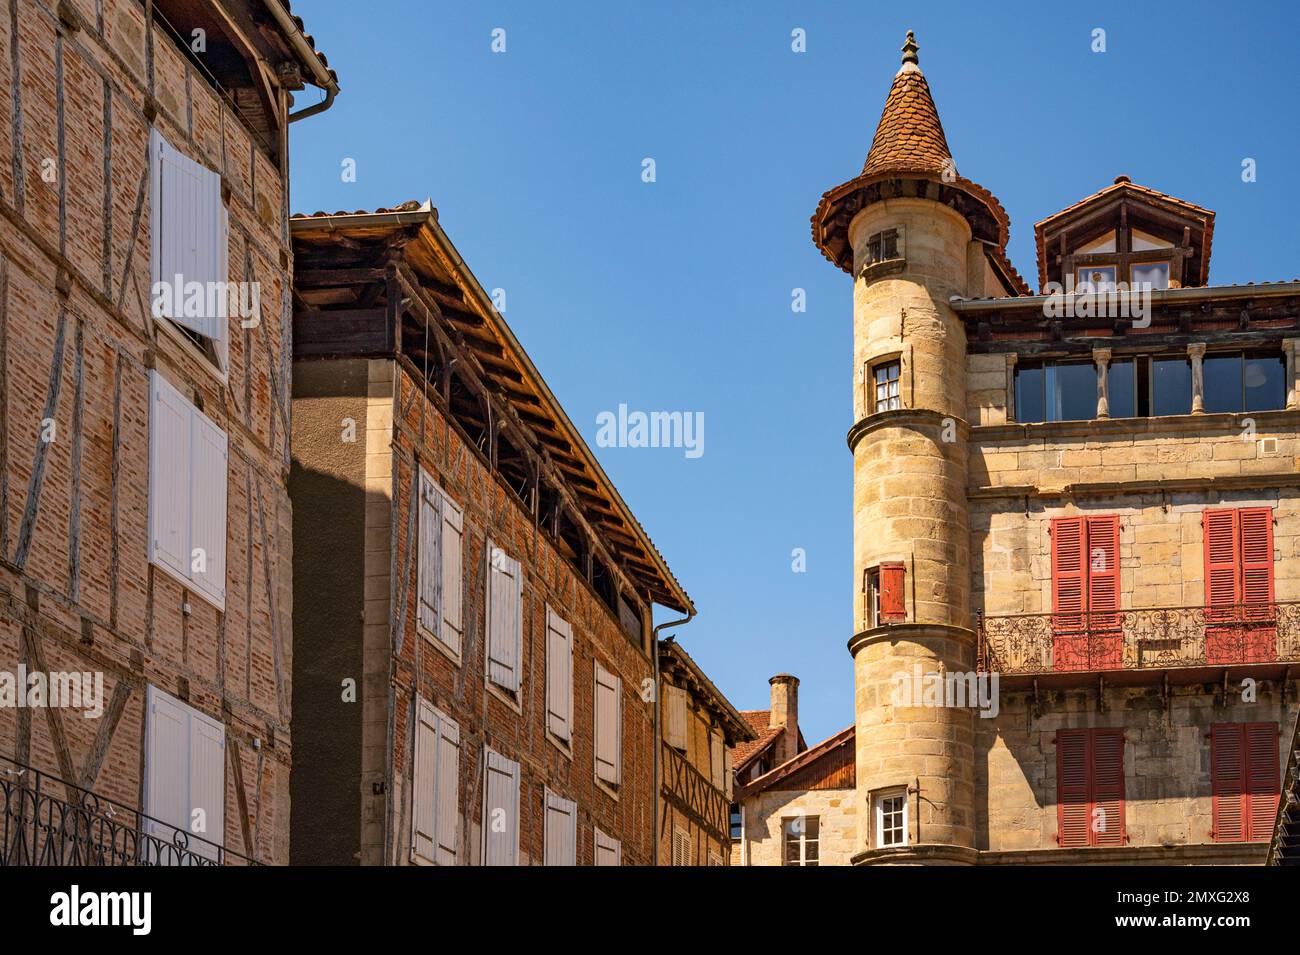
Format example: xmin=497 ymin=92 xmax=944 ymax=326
xmin=1048 ymin=362 xmax=1098 ymax=422
xmin=864 ymin=568 xmax=880 ymax=629
xmin=1108 ymin=359 xmax=1136 ymax=419
xmin=864 ymin=229 xmax=900 ymax=266
xmin=873 ymin=360 xmax=901 ymax=413
xmin=1015 ymin=362 xmax=1045 ymax=423
xmin=729 ymin=805 xmax=742 ymax=840
xmin=876 ymin=792 xmax=908 ymax=847
xmin=783 ymin=816 xmax=819 ymax=867
xmin=1076 ymin=266 xmax=1116 ymax=292
xmin=1151 ymin=358 xmax=1192 ymax=416
xmin=1204 ymin=353 xmax=1244 ymax=414
xmin=1244 ymin=352 xmax=1286 ymax=412
xmin=1130 ymin=262 xmax=1169 ymax=290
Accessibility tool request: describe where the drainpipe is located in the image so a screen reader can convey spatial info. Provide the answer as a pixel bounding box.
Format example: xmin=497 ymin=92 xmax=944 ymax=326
xmin=262 ymin=0 xmax=341 ymax=122
xmin=651 ymin=610 xmax=694 ymax=865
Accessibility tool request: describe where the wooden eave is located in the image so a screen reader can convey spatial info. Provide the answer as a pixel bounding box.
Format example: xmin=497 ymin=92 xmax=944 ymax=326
xmin=657 ymin=639 xmax=756 ymax=746
xmin=290 ymin=206 xmax=693 ymax=614
xmin=735 ymin=725 xmax=855 ymax=800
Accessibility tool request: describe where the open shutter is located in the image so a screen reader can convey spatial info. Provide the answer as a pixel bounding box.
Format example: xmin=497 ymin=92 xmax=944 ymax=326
xmin=665 ymin=684 xmax=688 ymax=750
xmin=188 ymin=709 xmax=225 ymax=860
xmin=411 ymin=701 xmax=438 ymax=863
xmin=1056 ymin=729 xmax=1090 ymax=847
xmin=148 ymin=372 xmax=191 ymax=581
xmin=595 ymin=662 xmax=621 ymax=785
xmin=1244 ymin=722 xmax=1280 ymax=841
xmin=1090 ymin=730 xmax=1125 ymax=847
xmin=435 ymin=715 xmax=460 ymax=865
xmin=546 ymin=609 xmax=573 ymax=741
xmin=482 ymin=748 xmax=519 ymax=866
xmin=723 ymin=748 xmax=734 ymax=801
xmin=1211 ymin=723 xmax=1245 ymax=842
xmin=486 ymin=542 xmax=521 ymax=691
xmin=710 ymin=732 xmax=725 ymax=790
xmin=417 ymin=469 xmax=440 ymax=639
xmin=878 ymin=562 xmax=906 ymax=621
xmin=439 ymin=491 xmax=463 ymax=654
xmin=189 ymin=409 xmax=228 ymax=610
xmin=544 ymin=790 xmax=577 ymax=866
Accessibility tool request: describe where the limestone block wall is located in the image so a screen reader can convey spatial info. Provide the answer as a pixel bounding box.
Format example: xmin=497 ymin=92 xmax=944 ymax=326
xmin=736 ymin=787 xmax=857 ymax=866
xmin=976 ymin=685 xmax=1297 ymax=855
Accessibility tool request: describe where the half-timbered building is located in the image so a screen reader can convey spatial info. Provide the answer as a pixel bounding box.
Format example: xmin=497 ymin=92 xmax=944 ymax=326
xmin=289 ymin=201 xmax=697 ymax=866
xmin=0 ymin=0 xmax=337 ymax=865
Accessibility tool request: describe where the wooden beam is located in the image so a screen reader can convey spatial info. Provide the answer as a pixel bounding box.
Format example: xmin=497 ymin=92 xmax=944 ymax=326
xmin=13 ymin=309 xmax=68 ymax=569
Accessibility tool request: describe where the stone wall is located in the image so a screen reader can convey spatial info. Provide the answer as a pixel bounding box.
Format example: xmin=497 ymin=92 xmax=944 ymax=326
xmin=737 ymin=786 xmax=857 ymax=866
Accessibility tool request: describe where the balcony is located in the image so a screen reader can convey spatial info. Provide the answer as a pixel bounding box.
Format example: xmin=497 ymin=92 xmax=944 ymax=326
xmin=0 ymin=756 xmax=258 ymax=866
xmin=977 ymin=602 xmax=1300 ymax=689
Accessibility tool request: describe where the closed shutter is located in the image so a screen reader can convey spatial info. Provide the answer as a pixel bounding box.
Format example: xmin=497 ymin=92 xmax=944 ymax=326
xmin=710 ymin=731 xmax=724 ymax=790
xmin=594 ymin=828 xmax=621 ymax=866
xmin=189 ymin=409 xmax=228 ymax=610
xmin=665 ymin=684 xmax=688 ymax=750
xmin=1239 ymin=509 xmax=1274 ymax=611
xmin=148 ymin=372 xmax=191 ymax=581
xmin=544 ymin=789 xmax=577 ymax=866
xmin=486 ymin=542 xmax=522 ymax=692
xmin=1205 ymin=508 xmax=1276 ymax=663
xmin=435 ymin=713 xmax=460 ymax=865
xmin=878 ymin=562 xmax=906 ymax=621
xmin=1051 ymin=517 xmax=1086 ymax=625
xmin=1085 ymin=516 xmax=1120 ymax=627
xmin=546 ymin=608 xmax=573 ymax=741
xmin=672 ymin=826 xmax=691 ymax=866
xmin=1203 ymin=509 xmax=1240 ymax=614
xmin=1090 ymin=729 xmax=1125 ymax=846
xmin=723 ymin=748 xmax=733 ymax=801
xmin=482 ymin=748 xmax=519 ymax=866
xmin=1052 ymin=516 xmax=1121 ymax=670
xmin=1056 ymin=729 xmax=1090 ymax=848
xmin=594 ymin=662 xmax=621 ymax=785
xmin=1244 ymin=722 xmax=1280 ymax=842
xmin=411 ymin=702 xmax=438 ymax=863
xmin=417 ymin=469 xmax=440 ymax=639
xmin=1211 ymin=723 xmax=1246 ymax=842
xmin=439 ymin=491 xmax=463 ymax=654
xmin=145 ymin=685 xmax=225 ymax=863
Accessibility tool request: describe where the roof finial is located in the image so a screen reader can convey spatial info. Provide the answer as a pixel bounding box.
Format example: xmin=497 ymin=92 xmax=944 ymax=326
xmin=901 ymin=30 xmax=919 ymax=67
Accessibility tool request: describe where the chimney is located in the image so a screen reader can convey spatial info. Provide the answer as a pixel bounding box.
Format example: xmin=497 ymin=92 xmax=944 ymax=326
xmin=768 ymin=674 xmax=800 ymax=764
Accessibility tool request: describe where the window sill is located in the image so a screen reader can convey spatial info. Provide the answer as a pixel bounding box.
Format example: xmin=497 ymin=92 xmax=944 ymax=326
xmin=155 ymin=315 xmax=228 ymax=386
xmin=595 ymin=777 xmax=620 ymax=803
xmin=859 ymin=258 xmax=906 ymax=282
xmin=419 ymin=625 xmax=461 ymax=667
xmin=486 ymin=680 xmax=522 ymax=715
xmin=545 ymin=730 xmax=572 ymax=761
xmin=976 ymin=407 xmax=1299 ymax=441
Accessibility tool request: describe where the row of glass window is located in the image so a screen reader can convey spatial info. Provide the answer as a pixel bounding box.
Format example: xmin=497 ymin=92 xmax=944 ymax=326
xmin=1015 ymin=351 xmax=1286 ymax=424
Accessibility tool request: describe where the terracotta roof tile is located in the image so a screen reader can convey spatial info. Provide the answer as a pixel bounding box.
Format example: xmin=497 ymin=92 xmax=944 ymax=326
xmin=861 ymin=62 xmax=953 ymax=178
xmin=732 ymin=711 xmax=782 ymax=769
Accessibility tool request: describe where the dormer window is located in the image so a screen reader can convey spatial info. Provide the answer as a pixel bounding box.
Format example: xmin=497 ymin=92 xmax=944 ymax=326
xmin=1130 ymin=262 xmax=1169 ymax=290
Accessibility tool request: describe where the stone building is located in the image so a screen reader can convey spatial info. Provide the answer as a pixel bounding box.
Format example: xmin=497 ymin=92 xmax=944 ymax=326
xmin=727 ymin=673 xmax=856 ymax=866
xmin=657 ymin=637 xmax=753 ymax=865
xmin=0 ymin=0 xmax=335 ymax=864
xmin=288 ymin=202 xmax=695 ymax=866
xmin=811 ymin=32 xmax=1299 ymax=864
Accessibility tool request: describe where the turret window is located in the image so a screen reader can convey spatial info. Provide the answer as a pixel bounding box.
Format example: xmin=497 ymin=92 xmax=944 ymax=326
xmin=873 ymin=360 xmax=902 ymax=412
xmin=864 ymin=228 xmax=901 ymax=266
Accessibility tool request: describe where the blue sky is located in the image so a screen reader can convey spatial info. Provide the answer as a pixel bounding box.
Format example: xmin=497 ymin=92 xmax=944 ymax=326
xmin=290 ymin=1 xmax=1300 ymax=744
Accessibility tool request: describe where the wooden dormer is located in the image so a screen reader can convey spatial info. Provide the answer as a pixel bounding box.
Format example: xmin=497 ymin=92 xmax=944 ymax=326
xmin=1034 ymin=176 xmax=1215 ymax=292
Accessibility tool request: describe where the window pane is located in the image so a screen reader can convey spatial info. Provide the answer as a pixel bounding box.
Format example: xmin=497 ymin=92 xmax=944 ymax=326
xmin=1203 ymin=354 xmax=1243 ymax=414
xmin=1076 ymin=266 xmax=1116 ymax=292
xmin=1151 ymin=358 xmax=1192 ymax=416
xmin=1244 ymin=352 xmax=1286 ymax=412
xmin=1131 ymin=262 xmax=1169 ymax=290
xmin=1015 ymin=363 xmax=1045 ymax=423
xmin=1047 ymin=362 xmax=1097 ymax=422
xmin=805 ymin=816 xmax=819 ymax=839
xmin=1108 ymin=359 xmax=1135 ymax=418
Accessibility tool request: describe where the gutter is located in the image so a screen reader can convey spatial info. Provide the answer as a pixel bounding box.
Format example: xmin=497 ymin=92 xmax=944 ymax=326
xmin=949 ymin=280 xmax=1300 ymax=314
xmin=262 ymin=0 xmax=341 ymax=122
xmin=651 ymin=612 xmax=694 ymax=865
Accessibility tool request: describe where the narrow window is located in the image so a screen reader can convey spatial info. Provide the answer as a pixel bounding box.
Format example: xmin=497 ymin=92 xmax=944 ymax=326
xmin=729 ymin=805 xmax=743 ymax=840
xmin=594 ymin=828 xmax=622 ymax=866
xmin=543 ymin=789 xmax=577 ymax=866
xmin=874 ymin=791 xmax=908 ymax=848
xmin=485 ymin=541 xmax=522 ymax=695
xmin=1211 ymin=723 xmax=1280 ymax=842
xmin=863 ymin=568 xmax=880 ymax=629
xmin=1057 ymin=728 xmax=1125 ymax=847
xmin=1203 ymin=508 xmax=1275 ymax=664
xmin=481 ymin=748 xmax=520 ymax=866
xmin=594 ymin=661 xmax=622 ymax=788
xmin=783 ymin=816 xmax=820 ymax=866
xmin=1204 ymin=353 xmax=1244 ymax=414
xmin=545 ymin=608 xmax=574 ymax=745
xmin=1150 ymin=357 xmax=1192 ymax=416
xmin=1050 ymin=516 xmax=1121 ymax=671
xmin=1107 ymin=358 xmax=1136 ymax=419
xmin=411 ymin=698 xmax=460 ymax=866
xmin=143 ymin=685 xmax=225 ymax=863
xmin=864 ymin=229 xmax=901 ymax=266
xmin=873 ymin=359 xmax=901 ymax=412
xmin=418 ymin=469 xmax=463 ymax=659
xmin=1244 ymin=351 xmax=1286 ymax=411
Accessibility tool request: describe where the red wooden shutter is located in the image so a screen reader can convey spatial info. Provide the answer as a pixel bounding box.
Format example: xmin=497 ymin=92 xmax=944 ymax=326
xmin=1211 ymin=724 xmax=1245 ymax=842
xmin=1203 ymin=509 xmax=1240 ymax=612
xmin=1238 ymin=509 xmax=1276 ymax=662
xmin=1244 ymin=722 xmax=1280 ymax=841
xmin=1056 ymin=729 xmax=1090 ymax=847
xmin=1085 ymin=516 xmax=1122 ymax=669
xmin=1052 ymin=518 xmax=1087 ymax=670
xmin=1090 ymin=730 xmax=1125 ymax=846
xmin=879 ymin=562 xmax=906 ymax=621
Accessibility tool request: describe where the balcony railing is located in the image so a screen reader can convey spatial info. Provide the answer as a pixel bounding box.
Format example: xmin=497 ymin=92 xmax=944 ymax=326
xmin=0 ymin=756 xmax=258 ymax=866
xmin=977 ymin=602 xmax=1300 ymax=679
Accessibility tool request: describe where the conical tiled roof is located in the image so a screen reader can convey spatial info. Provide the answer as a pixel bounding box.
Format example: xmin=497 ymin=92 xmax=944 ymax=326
xmin=861 ymin=32 xmax=953 ymax=176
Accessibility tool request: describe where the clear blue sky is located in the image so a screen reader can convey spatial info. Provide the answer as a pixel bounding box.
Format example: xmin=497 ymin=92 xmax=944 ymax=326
xmin=289 ymin=0 xmax=1300 ymax=744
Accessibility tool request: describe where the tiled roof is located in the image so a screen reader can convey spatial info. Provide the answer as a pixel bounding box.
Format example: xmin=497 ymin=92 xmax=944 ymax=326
xmin=736 ymin=725 xmax=855 ymax=799
xmin=276 ymin=0 xmax=339 ymax=89
xmin=733 ymin=711 xmax=782 ymax=770
xmin=861 ymin=58 xmax=953 ymax=177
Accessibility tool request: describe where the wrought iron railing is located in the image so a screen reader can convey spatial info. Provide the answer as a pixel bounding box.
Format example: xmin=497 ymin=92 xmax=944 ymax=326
xmin=977 ymin=602 xmax=1300 ymax=677
xmin=0 ymin=755 xmax=258 ymax=866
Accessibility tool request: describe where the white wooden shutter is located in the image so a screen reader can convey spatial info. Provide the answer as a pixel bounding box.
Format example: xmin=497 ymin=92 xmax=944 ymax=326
xmin=417 ymin=469 xmax=440 ymax=640
xmin=148 ymin=372 xmax=191 ymax=581
xmin=710 ymin=731 xmax=725 ymax=790
xmin=434 ymin=714 xmax=460 ymax=865
xmin=188 ymin=409 xmax=227 ymax=610
xmin=544 ymin=789 xmax=577 ymax=866
xmin=486 ymin=542 xmax=521 ymax=692
xmin=482 ymin=748 xmax=519 ymax=866
xmin=144 ymin=685 xmax=224 ymax=863
xmin=546 ymin=609 xmax=573 ymax=742
xmin=188 ymin=708 xmax=226 ymax=860
xmin=665 ymin=684 xmax=688 ymax=750
xmin=672 ymin=826 xmax=691 ymax=866
xmin=724 ymin=747 xmax=734 ymax=801
xmin=439 ymin=489 xmax=463 ymax=655
xmin=149 ymin=128 xmax=228 ymax=354
xmin=411 ymin=702 xmax=437 ymax=864
xmin=594 ymin=828 xmax=621 ymax=867
xmin=594 ymin=662 xmax=621 ymax=786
